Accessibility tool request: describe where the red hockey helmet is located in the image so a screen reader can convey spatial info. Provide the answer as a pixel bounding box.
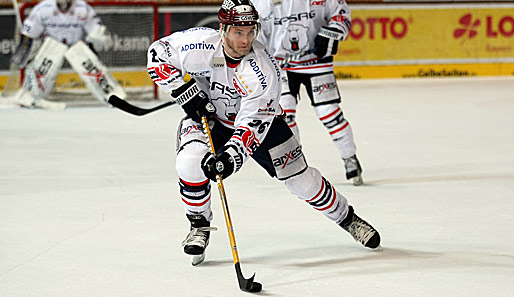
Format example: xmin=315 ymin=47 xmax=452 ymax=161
xmin=218 ymin=0 xmax=259 ymax=27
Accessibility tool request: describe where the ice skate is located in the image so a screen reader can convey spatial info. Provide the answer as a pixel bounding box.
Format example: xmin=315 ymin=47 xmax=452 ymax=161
xmin=339 ymin=206 xmax=381 ymax=249
xmin=343 ymin=155 xmax=363 ymax=186
xmin=182 ymin=214 xmax=217 ymax=266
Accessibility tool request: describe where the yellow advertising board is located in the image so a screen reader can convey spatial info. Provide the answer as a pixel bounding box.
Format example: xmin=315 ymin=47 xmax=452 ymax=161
xmin=335 ymin=4 xmax=514 ymax=78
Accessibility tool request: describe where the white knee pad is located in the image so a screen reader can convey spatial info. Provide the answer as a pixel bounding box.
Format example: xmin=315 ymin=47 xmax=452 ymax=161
xmin=176 ymin=141 xmax=210 ymax=182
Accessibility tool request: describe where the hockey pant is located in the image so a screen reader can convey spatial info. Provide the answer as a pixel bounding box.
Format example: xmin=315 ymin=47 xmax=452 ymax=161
xmin=175 ymin=116 xmax=349 ymax=225
xmin=280 ymin=71 xmax=357 ymax=159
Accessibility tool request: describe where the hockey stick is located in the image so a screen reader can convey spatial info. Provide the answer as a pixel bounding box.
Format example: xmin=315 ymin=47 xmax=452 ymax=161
xmin=108 ymin=95 xmax=176 ymax=116
xmin=277 ymin=48 xmax=316 ymax=67
xmin=201 ymin=116 xmax=262 ymax=293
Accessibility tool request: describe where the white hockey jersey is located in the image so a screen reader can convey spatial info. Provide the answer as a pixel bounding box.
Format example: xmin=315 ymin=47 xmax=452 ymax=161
xmin=22 ymin=0 xmax=101 ymax=46
xmin=147 ymin=27 xmax=282 ymax=164
xmin=254 ymin=0 xmax=351 ymax=74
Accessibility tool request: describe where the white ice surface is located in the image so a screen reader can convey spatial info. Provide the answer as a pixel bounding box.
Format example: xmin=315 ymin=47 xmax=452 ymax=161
xmin=1 ymin=77 xmax=513 ymax=297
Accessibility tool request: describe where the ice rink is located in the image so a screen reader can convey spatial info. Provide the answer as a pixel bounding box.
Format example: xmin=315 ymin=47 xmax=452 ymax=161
xmin=1 ymin=76 xmax=513 ymax=296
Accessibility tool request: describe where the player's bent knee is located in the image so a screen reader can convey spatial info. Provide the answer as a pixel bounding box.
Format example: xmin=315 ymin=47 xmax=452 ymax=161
xmin=176 ymin=141 xmax=210 ymax=182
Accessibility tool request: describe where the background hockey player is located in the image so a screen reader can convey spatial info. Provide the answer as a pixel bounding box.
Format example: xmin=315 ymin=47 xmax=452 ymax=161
xmin=10 ymin=0 xmax=122 ymax=109
xmin=147 ymin=0 xmax=380 ymax=265
xmin=254 ymin=0 xmax=364 ymax=185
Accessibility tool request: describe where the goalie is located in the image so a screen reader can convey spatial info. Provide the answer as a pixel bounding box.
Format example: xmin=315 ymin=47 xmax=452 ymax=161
xmin=10 ymin=0 xmax=125 ymax=109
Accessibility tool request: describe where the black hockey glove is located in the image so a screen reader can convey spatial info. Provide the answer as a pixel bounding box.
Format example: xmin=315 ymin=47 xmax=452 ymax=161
xmin=201 ymin=149 xmax=236 ymax=181
xmin=313 ymin=26 xmax=345 ymax=59
xmin=171 ymin=78 xmax=216 ymax=123
xmin=11 ymin=35 xmax=33 ymax=68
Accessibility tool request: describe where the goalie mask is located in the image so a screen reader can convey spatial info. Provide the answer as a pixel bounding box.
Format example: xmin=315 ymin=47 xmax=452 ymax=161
xmin=57 ymin=0 xmax=73 ymax=12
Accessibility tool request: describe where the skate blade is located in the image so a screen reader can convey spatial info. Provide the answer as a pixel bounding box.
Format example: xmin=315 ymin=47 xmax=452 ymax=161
xmin=352 ymin=175 xmax=363 ymax=186
xmin=192 ymin=253 xmax=205 ymax=266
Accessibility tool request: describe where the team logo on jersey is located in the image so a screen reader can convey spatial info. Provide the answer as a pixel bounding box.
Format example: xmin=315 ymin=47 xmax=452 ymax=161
xmin=283 ymin=24 xmax=309 ymax=54
xmin=233 ymin=76 xmax=248 ymax=96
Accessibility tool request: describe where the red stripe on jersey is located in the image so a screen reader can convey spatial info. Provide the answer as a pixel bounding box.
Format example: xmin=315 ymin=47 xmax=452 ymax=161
xmin=329 ymin=122 xmax=349 ymax=135
xmin=283 ymin=109 xmax=296 ymax=114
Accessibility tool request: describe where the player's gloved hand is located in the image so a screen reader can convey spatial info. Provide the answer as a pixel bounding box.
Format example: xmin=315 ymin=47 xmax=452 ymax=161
xmin=11 ymin=35 xmax=33 ymax=68
xmin=171 ymin=78 xmax=216 ymax=122
xmin=313 ymin=26 xmax=345 ymax=58
xmin=201 ymin=148 xmax=236 ymax=181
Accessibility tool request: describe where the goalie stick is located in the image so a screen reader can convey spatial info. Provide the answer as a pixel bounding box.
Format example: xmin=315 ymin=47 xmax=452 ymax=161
xmin=108 ymin=95 xmax=176 ymax=116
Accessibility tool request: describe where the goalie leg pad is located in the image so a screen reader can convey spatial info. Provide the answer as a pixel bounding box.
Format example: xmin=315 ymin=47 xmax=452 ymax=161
xmin=65 ymin=41 xmax=126 ymax=104
xmin=22 ymin=37 xmax=67 ymax=102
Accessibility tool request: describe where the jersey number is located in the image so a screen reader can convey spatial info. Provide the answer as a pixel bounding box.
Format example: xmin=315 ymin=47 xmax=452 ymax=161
xmin=248 ymin=119 xmax=270 ymax=134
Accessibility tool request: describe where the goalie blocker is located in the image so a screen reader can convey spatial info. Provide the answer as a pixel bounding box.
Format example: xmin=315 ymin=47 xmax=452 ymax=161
xmin=16 ymin=37 xmax=126 ymax=109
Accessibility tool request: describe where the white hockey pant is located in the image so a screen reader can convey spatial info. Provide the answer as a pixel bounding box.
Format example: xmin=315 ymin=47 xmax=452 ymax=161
xmin=285 ymin=166 xmax=349 ymax=224
xmin=314 ymin=103 xmax=357 ymax=159
xmin=176 ymin=141 xmax=213 ymax=222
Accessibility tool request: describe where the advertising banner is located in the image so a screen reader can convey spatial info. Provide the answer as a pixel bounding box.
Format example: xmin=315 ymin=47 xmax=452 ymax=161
xmin=336 ymin=4 xmax=514 ymax=78
xmin=0 ymin=12 xmax=16 ymax=71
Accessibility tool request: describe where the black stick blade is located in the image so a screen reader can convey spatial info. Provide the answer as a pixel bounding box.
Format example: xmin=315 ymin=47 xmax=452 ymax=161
xmin=235 ymin=262 xmax=262 ymax=293
xmin=108 ymin=95 xmax=175 ymax=116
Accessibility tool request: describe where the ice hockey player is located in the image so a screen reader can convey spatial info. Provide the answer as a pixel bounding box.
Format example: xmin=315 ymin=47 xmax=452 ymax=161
xmin=147 ymin=0 xmax=381 ymax=265
xmin=254 ymin=0 xmax=363 ymax=185
xmin=10 ymin=0 xmax=123 ymax=109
